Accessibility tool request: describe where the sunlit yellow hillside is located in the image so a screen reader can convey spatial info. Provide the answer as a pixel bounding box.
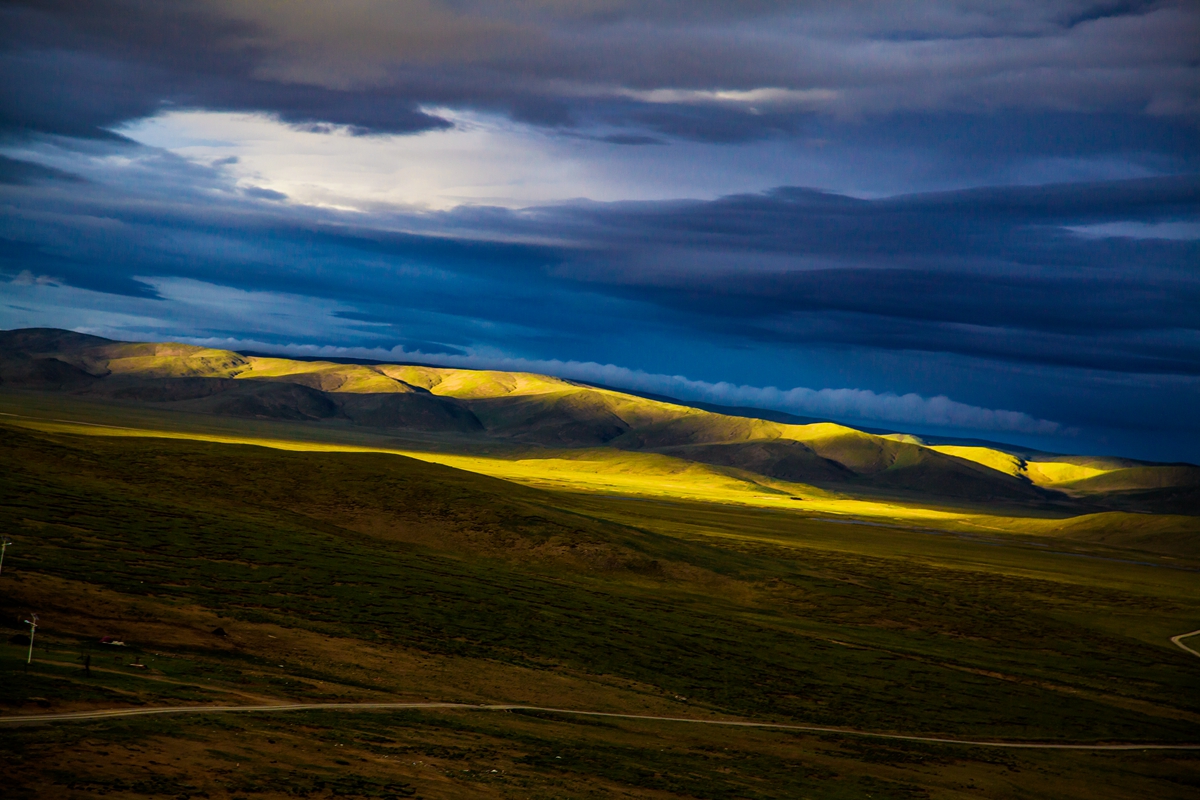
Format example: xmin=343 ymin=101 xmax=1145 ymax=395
xmin=240 ymin=357 xmax=414 ymax=393
xmin=1025 ymin=460 xmax=1111 ymax=485
xmin=928 ymin=443 xmax=1125 ymax=488
xmin=379 ymin=365 xmax=575 ymax=398
xmin=90 ymin=342 xmax=250 ymax=378
xmin=1 ymin=413 xmax=963 ymax=523
xmin=3 ymin=329 xmax=1198 ymax=515
xmin=929 ymin=445 xmax=1024 ymax=477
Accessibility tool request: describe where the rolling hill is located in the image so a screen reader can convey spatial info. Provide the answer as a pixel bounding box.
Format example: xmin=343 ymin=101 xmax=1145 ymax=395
xmin=3 ymin=328 xmax=1200 ymax=799
xmin=2 ymin=327 xmax=1198 ymax=515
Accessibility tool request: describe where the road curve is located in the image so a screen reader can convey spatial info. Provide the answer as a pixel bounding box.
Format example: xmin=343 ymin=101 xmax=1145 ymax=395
xmin=1 ymin=701 xmax=1197 ymax=751
xmin=1171 ymin=629 xmax=1200 ymax=659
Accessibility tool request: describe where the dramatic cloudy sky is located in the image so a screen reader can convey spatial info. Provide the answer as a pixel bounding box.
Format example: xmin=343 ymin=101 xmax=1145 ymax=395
xmin=1 ymin=1 xmax=1199 ymax=461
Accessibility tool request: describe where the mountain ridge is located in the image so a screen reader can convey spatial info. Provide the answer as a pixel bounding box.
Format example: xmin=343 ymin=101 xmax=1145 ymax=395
xmin=2 ymin=328 xmax=1197 ymax=514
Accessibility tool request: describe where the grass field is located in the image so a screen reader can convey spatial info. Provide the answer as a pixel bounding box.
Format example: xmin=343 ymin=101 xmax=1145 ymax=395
xmin=1 ymin=390 xmax=1198 ymax=798
xmin=6 ymin=394 xmax=1197 ymax=546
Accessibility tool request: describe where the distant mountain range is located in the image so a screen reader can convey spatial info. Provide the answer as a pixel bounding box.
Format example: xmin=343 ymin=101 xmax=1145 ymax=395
xmin=3 ymin=328 xmax=1197 ymax=515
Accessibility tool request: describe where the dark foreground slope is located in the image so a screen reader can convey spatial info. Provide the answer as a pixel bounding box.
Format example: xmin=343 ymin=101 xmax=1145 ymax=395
xmin=1 ymin=423 xmax=1199 ymax=798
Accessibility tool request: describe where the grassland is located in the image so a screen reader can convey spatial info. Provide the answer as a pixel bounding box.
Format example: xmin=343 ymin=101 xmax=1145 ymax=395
xmin=1 ymin=388 xmax=1199 ymax=798
xmin=0 ymin=410 xmax=966 ymax=522
xmin=1 ymin=329 xmax=1198 ymax=797
xmin=8 ymin=399 xmax=1197 ymax=552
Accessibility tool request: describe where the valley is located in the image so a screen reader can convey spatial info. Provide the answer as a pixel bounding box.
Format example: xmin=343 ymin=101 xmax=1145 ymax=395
xmin=1 ymin=329 xmax=1198 ymax=798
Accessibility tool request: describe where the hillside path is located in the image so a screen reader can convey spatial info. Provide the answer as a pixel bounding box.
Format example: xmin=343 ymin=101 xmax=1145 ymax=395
xmin=1171 ymin=629 xmax=1200 ymax=659
xmin=1 ymin=701 xmax=1198 ymax=750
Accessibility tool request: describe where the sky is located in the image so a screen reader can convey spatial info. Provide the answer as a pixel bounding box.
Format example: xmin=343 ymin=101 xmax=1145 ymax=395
xmin=1 ymin=1 xmax=1198 ymax=462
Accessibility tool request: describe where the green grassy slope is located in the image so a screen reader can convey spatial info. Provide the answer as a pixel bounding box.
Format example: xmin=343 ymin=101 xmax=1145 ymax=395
xmin=1 ymin=421 xmax=1199 ymax=797
xmin=2 ymin=422 xmax=1198 ymax=734
xmin=1061 ymin=466 xmax=1200 ymax=493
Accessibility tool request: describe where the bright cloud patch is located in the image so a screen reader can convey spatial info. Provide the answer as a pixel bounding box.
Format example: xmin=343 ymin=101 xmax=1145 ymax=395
xmin=1066 ymin=221 xmax=1200 ymax=240
xmin=121 ymin=110 xmax=592 ymax=211
xmin=617 ymin=87 xmax=840 ymax=107
xmin=117 ymin=110 xmax=867 ymax=210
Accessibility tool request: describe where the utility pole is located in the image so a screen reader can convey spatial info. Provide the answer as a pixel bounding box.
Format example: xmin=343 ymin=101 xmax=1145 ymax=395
xmin=24 ymin=613 xmax=38 ymax=665
xmin=0 ymin=537 xmax=11 ymax=576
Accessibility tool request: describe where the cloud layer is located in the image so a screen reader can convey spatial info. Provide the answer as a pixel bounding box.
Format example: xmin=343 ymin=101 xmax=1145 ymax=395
xmin=5 ymin=1 xmax=1199 ymax=142
xmin=1 ymin=1 xmax=1198 ymax=460
xmin=2 ymin=139 xmax=1195 ymax=455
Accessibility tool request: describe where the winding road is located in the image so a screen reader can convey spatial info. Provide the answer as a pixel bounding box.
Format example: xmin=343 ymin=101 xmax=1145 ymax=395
xmin=1 ymin=701 xmax=1197 ymax=750
xmin=1171 ymin=629 xmax=1200 ymax=659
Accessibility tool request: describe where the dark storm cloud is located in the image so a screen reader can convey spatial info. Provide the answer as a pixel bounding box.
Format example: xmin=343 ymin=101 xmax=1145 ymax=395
xmin=535 ymin=176 xmax=1200 ymax=250
xmin=0 ymin=1 xmax=451 ymax=137
xmin=0 ymin=234 xmax=162 ymax=298
xmin=447 ymin=176 xmax=1200 ymax=372
xmin=2 ymin=1 xmax=1198 ymax=146
xmin=3 ymin=139 xmax=1195 ymax=379
xmin=0 ymin=153 xmax=83 ymax=184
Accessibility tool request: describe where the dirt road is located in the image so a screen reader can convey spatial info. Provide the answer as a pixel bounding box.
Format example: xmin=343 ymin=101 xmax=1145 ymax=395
xmin=1 ymin=701 xmax=1197 ymax=750
xmin=1171 ymin=629 xmax=1200 ymax=659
